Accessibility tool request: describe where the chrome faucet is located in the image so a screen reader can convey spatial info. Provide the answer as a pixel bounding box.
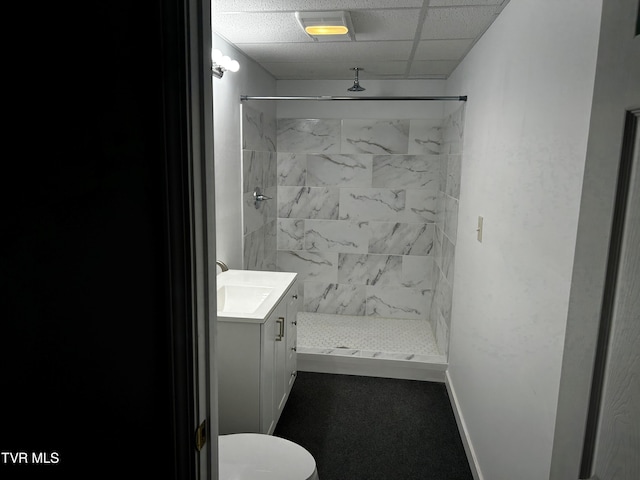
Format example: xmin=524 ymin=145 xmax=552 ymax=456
xmin=216 ymin=260 xmax=229 ymax=272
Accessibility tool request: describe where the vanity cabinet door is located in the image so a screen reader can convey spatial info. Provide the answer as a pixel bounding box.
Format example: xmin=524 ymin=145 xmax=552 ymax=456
xmin=262 ymin=301 xmax=286 ymax=435
xmin=273 ymin=281 xmax=300 ymax=427
xmin=286 ymin=281 xmax=299 ymax=391
xmin=260 ymin=308 xmax=276 ymax=434
xmin=273 ymin=303 xmax=288 ymax=428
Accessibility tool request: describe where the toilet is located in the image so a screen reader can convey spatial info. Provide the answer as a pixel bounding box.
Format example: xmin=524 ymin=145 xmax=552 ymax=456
xmin=219 ymin=433 xmax=319 ymax=480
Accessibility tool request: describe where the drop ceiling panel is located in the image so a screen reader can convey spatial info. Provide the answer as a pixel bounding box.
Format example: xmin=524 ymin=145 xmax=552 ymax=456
xmin=421 ymin=6 xmax=502 ymax=39
xmin=430 ymin=0 xmax=504 ymax=6
xmin=409 ymin=60 xmax=459 ymax=77
xmin=413 ymin=38 xmax=475 ymax=60
xmin=214 ymin=12 xmax=311 ymax=44
xmin=215 ymin=0 xmax=424 ymax=13
xmin=237 ymin=41 xmax=414 ymax=64
xmin=351 ymin=9 xmax=421 ymax=41
xmin=260 ymin=61 xmax=408 ymax=80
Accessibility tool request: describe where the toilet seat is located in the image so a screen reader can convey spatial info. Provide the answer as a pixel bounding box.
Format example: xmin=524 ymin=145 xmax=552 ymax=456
xmin=219 ymin=433 xmax=318 ymax=480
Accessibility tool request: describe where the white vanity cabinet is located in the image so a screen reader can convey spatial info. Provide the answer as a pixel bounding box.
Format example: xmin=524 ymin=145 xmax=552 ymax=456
xmin=218 ymin=277 xmax=299 ymax=435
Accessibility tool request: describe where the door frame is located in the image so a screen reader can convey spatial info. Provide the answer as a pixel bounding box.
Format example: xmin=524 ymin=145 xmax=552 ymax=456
xmin=549 ymin=0 xmax=640 ymax=478
xmin=163 ymin=0 xmax=217 ymax=476
xmin=185 ymin=0 xmax=218 ymax=476
xmin=579 ymin=108 xmax=639 ymax=477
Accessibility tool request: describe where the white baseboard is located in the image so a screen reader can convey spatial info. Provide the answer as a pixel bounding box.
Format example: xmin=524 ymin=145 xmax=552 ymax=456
xmin=298 ymin=352 xmax=447 ymax=382
xmin=445 ymin=370 xmax=483 ymax=480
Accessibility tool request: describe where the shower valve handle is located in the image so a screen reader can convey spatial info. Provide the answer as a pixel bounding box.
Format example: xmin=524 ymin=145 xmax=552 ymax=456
xmin=253 ymin=187 xmax=272 ymax=208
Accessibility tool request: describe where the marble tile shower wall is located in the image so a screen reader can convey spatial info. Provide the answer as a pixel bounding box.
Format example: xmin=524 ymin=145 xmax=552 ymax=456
xmin=431 ymin=104 xmax=464 ymax=355
xmin=276 ymin=117 xmax=449 ymax=323
xmin=242 ymin=104 xmax=277 ymax=271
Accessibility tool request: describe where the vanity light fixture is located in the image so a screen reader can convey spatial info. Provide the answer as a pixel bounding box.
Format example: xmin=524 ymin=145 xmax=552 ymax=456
xmin=295 ymin=11 xmax=355 ymax=42
xmin=212 ymin=48 xmax=240 ymax=79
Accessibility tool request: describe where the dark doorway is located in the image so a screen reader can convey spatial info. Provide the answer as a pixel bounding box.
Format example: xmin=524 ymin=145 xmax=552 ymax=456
xmin=1 ymin=1 xmax=202 ymax=478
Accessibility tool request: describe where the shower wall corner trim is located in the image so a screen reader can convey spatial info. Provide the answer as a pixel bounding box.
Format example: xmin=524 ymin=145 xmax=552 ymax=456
xmin=240 ymin=95 xmax=467 ymax=102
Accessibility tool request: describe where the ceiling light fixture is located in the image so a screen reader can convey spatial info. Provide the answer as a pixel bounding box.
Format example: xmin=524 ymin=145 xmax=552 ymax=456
xmin=211 ymin=48 xmax=240 ymax=79
xmin=295 ymin=11 xmax=355 ymax=42
xmin=347 ymin=67 xmax=365 ymax=92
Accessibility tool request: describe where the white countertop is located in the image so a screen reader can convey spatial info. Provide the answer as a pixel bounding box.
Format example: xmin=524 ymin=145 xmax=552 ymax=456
xmin=216 ymin=270 xmax=297 ymax=323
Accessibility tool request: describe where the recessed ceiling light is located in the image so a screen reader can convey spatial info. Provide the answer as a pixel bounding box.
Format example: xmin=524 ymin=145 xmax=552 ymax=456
xmin=305 ymin=25 xmax=349 ymax=36
xmin=295 ymin=11 xmax=355 ymax=42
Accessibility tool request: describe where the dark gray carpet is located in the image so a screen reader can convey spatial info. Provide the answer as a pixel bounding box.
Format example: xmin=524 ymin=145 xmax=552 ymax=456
xmin=274 ymin=372 xmax=473 ymax=480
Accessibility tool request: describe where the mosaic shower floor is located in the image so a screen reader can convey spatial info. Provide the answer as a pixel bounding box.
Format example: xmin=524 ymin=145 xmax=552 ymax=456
xmin=297 ymin=312 xmax=446 ymax=363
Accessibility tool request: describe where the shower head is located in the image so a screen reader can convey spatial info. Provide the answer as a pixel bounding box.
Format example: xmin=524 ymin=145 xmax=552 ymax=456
xmin=347 ymin=67 xmax=365 ymax=92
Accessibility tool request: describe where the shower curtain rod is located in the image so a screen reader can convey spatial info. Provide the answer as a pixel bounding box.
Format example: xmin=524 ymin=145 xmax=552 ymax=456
xmin=240 ymin=95 xmax=467 ymax=102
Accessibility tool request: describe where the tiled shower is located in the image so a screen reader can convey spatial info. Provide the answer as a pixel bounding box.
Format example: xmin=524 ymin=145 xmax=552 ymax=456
xmin=241 ymin=102 xmax=464 ymax=362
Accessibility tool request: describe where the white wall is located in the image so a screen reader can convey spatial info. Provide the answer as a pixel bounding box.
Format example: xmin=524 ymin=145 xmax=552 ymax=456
xmin=213 ymin=34 xmax=276 ymax=269
xmin=276 ymin=79 xmax=446 ymax=119
xmin=443 ymin=0 xmax=602 ymax=479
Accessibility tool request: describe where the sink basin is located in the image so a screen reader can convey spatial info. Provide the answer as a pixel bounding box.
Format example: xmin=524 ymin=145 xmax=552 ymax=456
xmin=216 ymin=270 xmax=297 ymax=322
xmin=217 ymin=284 xmax=273 ymax=314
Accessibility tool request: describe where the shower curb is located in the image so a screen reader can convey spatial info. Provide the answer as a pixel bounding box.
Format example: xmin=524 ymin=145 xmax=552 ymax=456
xmin=297 ymin=352 xmax=446 ymax=382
